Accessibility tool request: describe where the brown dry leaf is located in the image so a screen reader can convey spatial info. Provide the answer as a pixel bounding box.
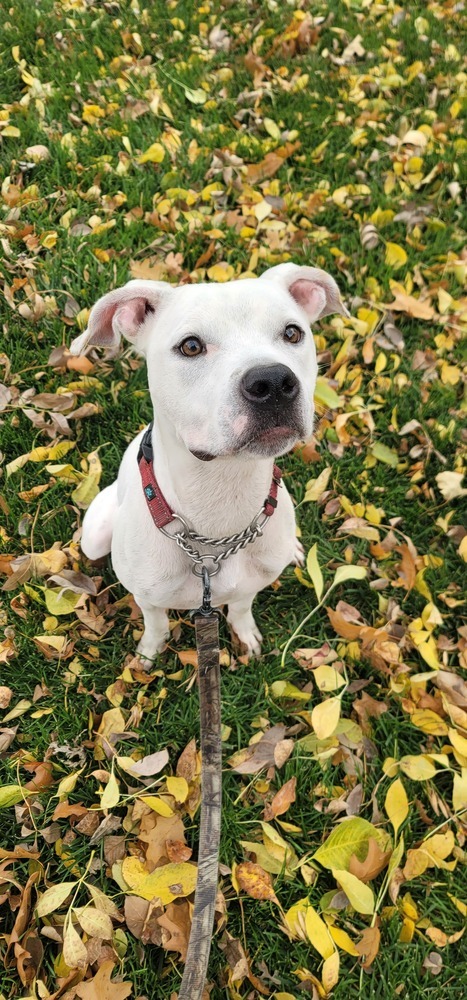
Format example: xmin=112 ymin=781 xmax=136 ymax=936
xmin=0 ymin=686 xmax=13 ymax=708
xmin=235 ymin=861 xmax=279 ymax=903
xmin=326 ymin=605 xmax=364 ymax=640
xmin=246 ymin=141 xmax=300 ymax=184
xmin=15 ymin=930 xmax=44 ymax=988
xmin=353 ymin=692 xmax=389 ymax=734
xmin=75 ymin=961 xmax=132 ymax=1000
xmin=221 ymin=932 xmax=250 ymax=984
xmin=157 ymin=899 xmax=192 ymax=961
xmin=355 ymin=925 xmax=381 ymax=970
xmin=139 ymin=812 xmax=187 ymax=870
xmin=166 ymin=840 xmax=193 ymax=863
xmin=228 ymin=725 xmax=293 ymax=774
xmin=422 ymin=952 xmax=443 ymax=976
xmin=393 ymin=545 xmax=417 ymax=592
xmin=426 ymin=926 xmax=465 ymax=948
xmin=348 ymin=838 xmax=392 ymax=882
xmin=124 ymin=897 xmax=163 ymax=946
xmin=383 ymin=282 xmax=435 ymax=320
xmin=264 ymin=776 xmax=297 ymax=819
xmin=434 ymin=671 xmax=467 ymax=708
xmin=4 ymin=871 xmax=40 ymax=967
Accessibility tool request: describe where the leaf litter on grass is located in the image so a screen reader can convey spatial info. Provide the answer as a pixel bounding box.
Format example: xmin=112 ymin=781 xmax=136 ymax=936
xmin=0 ymin=0 xmax=466 ymax=997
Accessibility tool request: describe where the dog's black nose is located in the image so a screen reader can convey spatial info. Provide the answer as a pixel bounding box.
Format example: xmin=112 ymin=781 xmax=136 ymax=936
xmin=240 ymin=364 xmax=299 ymax=407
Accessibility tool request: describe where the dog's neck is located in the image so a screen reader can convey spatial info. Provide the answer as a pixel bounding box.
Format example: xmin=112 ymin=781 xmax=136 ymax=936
xmin=150 ymin=418 xmax=276 ymax=536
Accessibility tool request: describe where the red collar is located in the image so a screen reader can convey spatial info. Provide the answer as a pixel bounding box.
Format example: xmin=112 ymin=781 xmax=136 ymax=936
xmin=137 ymin=423 xmax=282 ymax=530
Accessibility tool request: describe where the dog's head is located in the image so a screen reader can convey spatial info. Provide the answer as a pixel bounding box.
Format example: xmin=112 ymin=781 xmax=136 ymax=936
xmin=70 ymin=264 xmax=348 ymax=460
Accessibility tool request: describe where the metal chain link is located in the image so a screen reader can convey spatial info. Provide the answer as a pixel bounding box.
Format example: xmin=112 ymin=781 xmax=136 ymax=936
xmin=160 ymin=506 xmax=272 ymax=577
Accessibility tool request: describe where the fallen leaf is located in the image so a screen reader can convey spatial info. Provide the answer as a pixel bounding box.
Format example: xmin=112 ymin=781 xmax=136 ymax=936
xmin=75 ymin=961 xmax=132 ymax=1000
xmin=234 ymin=861 xmax=279 ymax=903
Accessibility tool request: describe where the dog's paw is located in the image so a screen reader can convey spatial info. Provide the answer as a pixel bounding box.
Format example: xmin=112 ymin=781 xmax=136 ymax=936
xmin=293 ymin=538 xmax=305 ymax=567
xmin=230 ymin=622 xmax=263 ymax=659
xmin=136 ymin=635 xmax=167 ymax=665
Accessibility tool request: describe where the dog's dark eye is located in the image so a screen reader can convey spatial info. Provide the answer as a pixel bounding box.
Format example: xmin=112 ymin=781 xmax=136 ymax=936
xmin=283 ymin=324 xmax=303 ymax=344
xmin=179 ymin=337 xmax=205 ymax=357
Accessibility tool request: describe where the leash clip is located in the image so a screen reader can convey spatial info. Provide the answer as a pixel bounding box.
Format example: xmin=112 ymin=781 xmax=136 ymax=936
xmin=191 ymin=566 xmax=220 ymax=620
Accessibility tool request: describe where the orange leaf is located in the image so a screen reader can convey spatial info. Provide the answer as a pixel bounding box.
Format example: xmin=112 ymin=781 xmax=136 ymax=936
xmin=234 ymin=862 xmax=279 ymax=903
xmin=264 ymin=777 xmax=297 ymax=820
xmin=355 ymin=926 xmax=381 ymax=970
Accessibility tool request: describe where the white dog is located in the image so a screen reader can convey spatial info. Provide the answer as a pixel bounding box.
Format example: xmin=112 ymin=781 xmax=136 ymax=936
xmin=70 ymin=264 xmax=347 ymax=660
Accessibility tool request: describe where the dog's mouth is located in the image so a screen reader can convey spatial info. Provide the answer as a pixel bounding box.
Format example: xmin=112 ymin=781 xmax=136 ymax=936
xmin=189 ymin=412 xmax=306 ymax=462
xmin=239 ymin=423 xmax=301 ymax=455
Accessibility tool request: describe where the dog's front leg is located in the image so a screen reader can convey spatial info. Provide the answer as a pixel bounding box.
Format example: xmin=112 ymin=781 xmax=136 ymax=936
xmin=135 ymin=602 xmax=170 ymax=663
xmin=227 ymin=595 xmax=262 ymax=658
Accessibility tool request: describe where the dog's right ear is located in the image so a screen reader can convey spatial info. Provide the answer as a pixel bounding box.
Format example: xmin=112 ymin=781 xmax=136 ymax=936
xmin=69 ymin=280 xmax=171 ymax=356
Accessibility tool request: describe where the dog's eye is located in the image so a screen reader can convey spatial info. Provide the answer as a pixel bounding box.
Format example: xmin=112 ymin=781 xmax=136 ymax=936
xmin=283 ymin=324 xmax=303 ymax=344
xmin=179 ymin=337 xmax=205 ymax=357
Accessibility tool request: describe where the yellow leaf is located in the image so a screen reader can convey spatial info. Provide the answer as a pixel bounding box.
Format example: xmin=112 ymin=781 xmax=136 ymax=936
xmin=370 ymin=442 xmax=399 ymax=467
xmin=332 ymin=565 xmax=367 ymax=587
xmin=166 ymin=776 xmax=189 ymax=803
xmin=328 ymin=925 xmax=359 ymax=956
xmin=403 ymin=830 xmax=456 ymax=880
xmin=44 ymin=588 xmax=80 ymax=617
xmin=332 ymin=870 xmax=375 ymax=914
xmin=306 ymin=543 xmax=324 ymax=600
xmin=312 ymin=698 xmax=341 ymax=740
xmin=313 ymin=818 xmax=389 ymax=871
xmin=314 ymin=377 xmax=343 ymax=410
xmin=270 ymin=680 xmax=310 ymax=702
xmin=76 ymin=905 xmax=113 ymax=940
xmin=284 ymin=897 xmax=309 ymax=940
xmin=304 ymin=467 xmax=332 ymax=502
xmin=448 ymin=894 xmax=467 ymax=917
xmin=54 ymin=768 xmax=84 ymax=801
xmin=322 ymin=950 xmax=339 ymax=993
xmin=385 ymin=778 xmax=409 ymax=837
xmin=385 ymin=242 xmax=408 ymax=269
xmin=62 ymin=919 xmax=88 ymax=970
xmin=264 ymin=117 xmax=281 ymax=140
xmin=399 ymin=916 xmax=415 ymax=942
xmin=121 ymin=857 xmax=197 ymax=903
xmin=411 ymin=709 xmax=448 ymax=736
xmin=0 ymin=784 xmax=33 ymax=808
xmin=71 ymin=473 xmax=100 ymax=510
xmin=399 ymin=755 xmax=436 ymax=780
xmin=313 ymin=666 xmax=346 ymax=692
xmin=140 ymin=795 xmax=174 ymax=816
xmin=260 ymin=821 xmax=296 ymax=867
xmin=36 ymin=882 xmax=77 ymax=918
xmin=137 ymin=142 xmax=166 ymax=164
xmin=448 ymin=729 xmax=467 ymax=757
xmin=453 ymin=769 xmax=467 ymax=813
xmin=100 ymin=771 xmax=120 ymax=810
xmin=207 ymin=262 xmax=235 ymax=282
xmin=304 ymin=905 xmax=335 ymax=959
xmin=82 ymin=104 xmax=106 ymax=124
xmin=240 ymin=840 xmax=284 ymax=874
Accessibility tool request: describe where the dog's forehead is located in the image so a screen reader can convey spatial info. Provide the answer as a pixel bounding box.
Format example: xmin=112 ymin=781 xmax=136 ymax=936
xmin=161 ymin=278 xmax=302 ymax=335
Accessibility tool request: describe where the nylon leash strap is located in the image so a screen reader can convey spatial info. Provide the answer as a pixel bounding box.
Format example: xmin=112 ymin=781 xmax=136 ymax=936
xmin=178 ymin=570 xmax=221 ymax=1000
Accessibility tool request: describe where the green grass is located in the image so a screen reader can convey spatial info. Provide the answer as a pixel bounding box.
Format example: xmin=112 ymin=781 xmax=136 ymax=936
xmin=1 ymin=0 xmax=466 ymax=998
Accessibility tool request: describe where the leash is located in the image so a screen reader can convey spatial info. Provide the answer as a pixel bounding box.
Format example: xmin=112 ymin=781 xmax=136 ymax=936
xmin=179 ymin=567 xmax=221 ymax=1000
xmin=137 ymin=422 xmax=281 ymax=999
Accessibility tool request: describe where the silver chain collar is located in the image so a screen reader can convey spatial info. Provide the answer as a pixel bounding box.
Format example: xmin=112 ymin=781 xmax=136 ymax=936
xmin=159 ymin=504 xmax=274 ymax=577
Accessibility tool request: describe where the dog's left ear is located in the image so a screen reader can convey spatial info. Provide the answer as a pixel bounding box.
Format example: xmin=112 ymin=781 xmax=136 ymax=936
xmin=69 ymin=280 xmax=171 ymax=357
xmin=260 ymin=263 xmax=349 ymax=322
